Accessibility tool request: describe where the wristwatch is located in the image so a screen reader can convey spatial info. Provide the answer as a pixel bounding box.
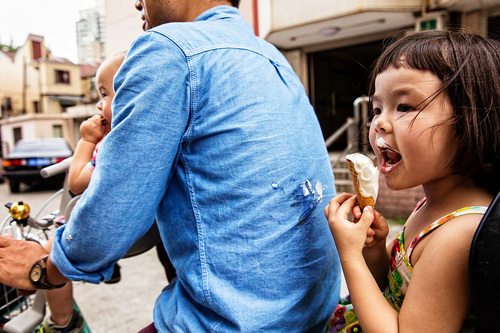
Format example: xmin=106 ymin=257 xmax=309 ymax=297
xmin=29 ymin=255 xmax=66 ymax=290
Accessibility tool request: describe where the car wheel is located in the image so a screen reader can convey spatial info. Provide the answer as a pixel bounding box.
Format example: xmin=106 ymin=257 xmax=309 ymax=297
xmin=9 ymin=180 xmax=20 ymax=193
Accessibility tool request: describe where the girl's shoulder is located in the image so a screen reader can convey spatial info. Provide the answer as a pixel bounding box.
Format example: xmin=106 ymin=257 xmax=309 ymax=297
xmin=429 ymin=210 xmax=485 ymax=243
xmin=407 ymin=205 xmax=487 ymax=264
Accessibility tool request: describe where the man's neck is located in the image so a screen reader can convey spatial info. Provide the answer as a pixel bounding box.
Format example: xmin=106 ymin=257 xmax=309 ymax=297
xmin=185 ymin=1 xmax=233 ymax=22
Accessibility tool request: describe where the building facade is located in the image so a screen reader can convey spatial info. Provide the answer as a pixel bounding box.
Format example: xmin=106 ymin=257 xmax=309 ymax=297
xmin=0 ymin=34 xmax=99 ymax=155
xmin=76 ymin=0 xmax=106 ymax=63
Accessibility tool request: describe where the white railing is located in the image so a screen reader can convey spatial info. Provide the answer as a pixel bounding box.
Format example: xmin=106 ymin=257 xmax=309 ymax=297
xmin=325 ymin=96 xmax=370 ymax=167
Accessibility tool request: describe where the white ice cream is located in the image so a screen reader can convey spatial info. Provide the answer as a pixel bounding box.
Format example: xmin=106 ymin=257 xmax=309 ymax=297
xmin=345 ymin=153 xmax=379 ymax=201
xmin=376 ymin=137 xmax=388 ymax=149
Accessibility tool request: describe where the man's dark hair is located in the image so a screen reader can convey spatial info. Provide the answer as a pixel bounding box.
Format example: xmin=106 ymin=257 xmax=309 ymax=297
xmin=231 ymin=0 xmax=240 ymax=8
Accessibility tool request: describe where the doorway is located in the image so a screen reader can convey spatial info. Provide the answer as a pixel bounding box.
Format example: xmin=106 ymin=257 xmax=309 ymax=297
xmin=308 ymin=40 xmax=382 ymax=151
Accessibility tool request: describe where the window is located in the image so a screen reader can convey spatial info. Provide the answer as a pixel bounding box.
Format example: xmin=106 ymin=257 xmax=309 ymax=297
xmin=488 ymin=15 xmax=500 ymax=41
xmin=33 ymin=101 xmax=40 ymax=113
xmin=13 ymin=127 xmax=22 ymax=144
xmin=55 ymin=70 xmax=70 ymax=84
xmin=53 ymin=125 xmax=63 ymax=138
xmin=1 ymin=97 xmax=12 ymax=112
xmin=32 ymin=40 xmax=42 ymax=60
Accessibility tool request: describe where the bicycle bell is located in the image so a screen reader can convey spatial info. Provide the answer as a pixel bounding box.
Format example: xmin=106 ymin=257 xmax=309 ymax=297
xmin=8 ymin=201 xmax=31 ymax=221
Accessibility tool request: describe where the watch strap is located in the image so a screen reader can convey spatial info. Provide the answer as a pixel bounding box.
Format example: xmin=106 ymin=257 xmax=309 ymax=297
xmin=30 ymin=255 xmax=66 ymax=290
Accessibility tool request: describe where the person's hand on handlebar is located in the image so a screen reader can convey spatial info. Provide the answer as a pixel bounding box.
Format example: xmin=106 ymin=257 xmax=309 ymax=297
xmin=0 ymin=236 xmax=67 ymax=290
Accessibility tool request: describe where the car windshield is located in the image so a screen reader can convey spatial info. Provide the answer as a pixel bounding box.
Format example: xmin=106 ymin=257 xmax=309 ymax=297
xmin=9 ymin=140 xmax=72 ymax=157
xmin=14 ymin=141 xmax=67 ymax=153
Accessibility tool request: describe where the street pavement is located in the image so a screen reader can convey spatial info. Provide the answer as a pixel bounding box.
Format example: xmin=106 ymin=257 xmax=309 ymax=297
xmin=0 ymin=181 xmax=402 ymax=332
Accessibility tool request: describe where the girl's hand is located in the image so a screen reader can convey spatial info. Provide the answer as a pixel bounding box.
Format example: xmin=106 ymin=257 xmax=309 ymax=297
xmin=347 ymin=197 xmax=390 ymax=248
xmin=80 ymin=115 xmax=108 ymax=144
xmin=364 ymin=207 xmax=389 ymax=248
xmin=325 ymin=193 xmax=376 ymax=260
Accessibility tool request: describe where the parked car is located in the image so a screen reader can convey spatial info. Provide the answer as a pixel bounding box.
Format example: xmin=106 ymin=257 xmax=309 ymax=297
xmin=2 ymin=138 xmax=73 ymax=193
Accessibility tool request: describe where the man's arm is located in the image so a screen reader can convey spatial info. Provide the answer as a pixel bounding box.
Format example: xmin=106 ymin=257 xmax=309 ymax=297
xmin=0 ymin=236 xmax=68 ymax=290
xmin=51 ymin=31 xmax=191 ymax=283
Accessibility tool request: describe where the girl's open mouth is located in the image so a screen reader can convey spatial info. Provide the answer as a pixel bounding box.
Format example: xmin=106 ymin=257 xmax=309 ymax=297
xmin=376 ymin=137 xmax=402 ymax=174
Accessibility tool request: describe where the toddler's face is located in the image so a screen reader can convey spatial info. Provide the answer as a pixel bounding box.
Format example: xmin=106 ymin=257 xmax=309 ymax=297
xmin=368 ymin=66 xmax=457 ymax=191
xmin=95 ymin=63 xmax=116 ymax=131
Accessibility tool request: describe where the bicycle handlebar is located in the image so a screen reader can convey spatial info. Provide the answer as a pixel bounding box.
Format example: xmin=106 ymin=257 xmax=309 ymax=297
xmin=41 ymin=157 xmax=73 ymax=178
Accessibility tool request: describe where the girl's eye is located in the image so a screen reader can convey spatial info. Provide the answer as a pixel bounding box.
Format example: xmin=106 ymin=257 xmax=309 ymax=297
xmin=371 ymin=107 xmax=382 ymax=116
xmin=396 ymin=104 xmax=413 ymax=112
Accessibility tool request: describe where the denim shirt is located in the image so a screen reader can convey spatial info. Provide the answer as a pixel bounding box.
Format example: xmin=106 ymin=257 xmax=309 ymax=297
xmin=52 ymin=6 xmax=341 ymax=332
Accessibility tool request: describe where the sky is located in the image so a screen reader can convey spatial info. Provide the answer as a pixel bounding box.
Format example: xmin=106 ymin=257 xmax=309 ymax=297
xmin=0 ymin=0 xmax=97 ymax=63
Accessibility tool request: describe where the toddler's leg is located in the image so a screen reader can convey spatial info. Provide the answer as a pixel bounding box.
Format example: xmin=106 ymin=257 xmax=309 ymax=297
xmin=45 ymin=283 xmax=74 ymax=325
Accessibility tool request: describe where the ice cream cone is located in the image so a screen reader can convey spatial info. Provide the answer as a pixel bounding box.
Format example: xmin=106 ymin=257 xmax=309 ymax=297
xmin=346 ymin=158 xmax=376 ymax=210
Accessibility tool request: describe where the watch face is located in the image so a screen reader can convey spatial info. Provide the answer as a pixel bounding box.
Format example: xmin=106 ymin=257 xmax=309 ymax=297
xmin=30 ymin=265 xmax=42 ymax=282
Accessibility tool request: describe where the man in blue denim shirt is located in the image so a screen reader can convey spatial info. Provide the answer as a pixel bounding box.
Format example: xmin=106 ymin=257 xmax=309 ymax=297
xmin=0 ymin=1 xmax=341 ymax=331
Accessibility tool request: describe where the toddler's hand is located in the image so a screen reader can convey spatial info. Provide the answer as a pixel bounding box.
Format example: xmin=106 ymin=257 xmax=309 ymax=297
xmin=80 ymin=115 xmax=108 ymax=144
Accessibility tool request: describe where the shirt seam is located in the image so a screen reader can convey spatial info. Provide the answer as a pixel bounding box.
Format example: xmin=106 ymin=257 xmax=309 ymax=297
xmin=148 ymin=28 xmax=214 ymax=311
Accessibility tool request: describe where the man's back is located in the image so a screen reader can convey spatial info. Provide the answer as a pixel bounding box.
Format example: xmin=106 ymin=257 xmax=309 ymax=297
xmin=62 ymin=5 xmax=341 ymax=332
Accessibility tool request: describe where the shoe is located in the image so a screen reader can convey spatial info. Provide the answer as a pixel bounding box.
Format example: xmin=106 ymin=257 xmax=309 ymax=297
xmin=104 ymin=263 xmax=121 ymax=284
xmin=38 ymin=309 xmax=84 ymax=333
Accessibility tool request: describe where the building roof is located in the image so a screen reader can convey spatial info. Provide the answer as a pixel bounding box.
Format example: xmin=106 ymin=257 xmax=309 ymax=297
xmin=0 ymin=50 xmax=15 ymax=61
xmin=79 ymin=61 xmax=102 ymax=78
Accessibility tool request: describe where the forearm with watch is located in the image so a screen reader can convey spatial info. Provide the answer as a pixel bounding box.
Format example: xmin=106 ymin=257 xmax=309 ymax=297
xmin=30 ymin=254 xmax=69 ymax=290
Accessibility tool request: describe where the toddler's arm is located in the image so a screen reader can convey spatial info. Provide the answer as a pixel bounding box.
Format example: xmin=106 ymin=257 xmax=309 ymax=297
xmin=68 ymin=115 xmax=106 ymax=195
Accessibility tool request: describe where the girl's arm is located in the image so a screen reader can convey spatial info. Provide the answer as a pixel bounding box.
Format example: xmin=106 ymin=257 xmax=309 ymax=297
xmin=362 ymin=207 xmax=391 ymax=290
xmin=362 ymin=238 xmax=391 ymax=290
xmin=328 ymin=193 xmax=481 ymax=332
xmin=326 ymin=194 xmax=399 ymax=332
xmin=328 ymin=193 xmax=391 ymax=289
xmin=68 ymin=115 xmax=106 ymax=195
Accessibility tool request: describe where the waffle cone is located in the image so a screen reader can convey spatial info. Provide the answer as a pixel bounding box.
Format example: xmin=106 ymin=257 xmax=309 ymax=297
xmin=347 ymin=160 xmax=375 ymax=210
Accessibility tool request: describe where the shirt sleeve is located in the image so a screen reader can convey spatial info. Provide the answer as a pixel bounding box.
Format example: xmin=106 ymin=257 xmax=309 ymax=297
xmin=51 ymin=31 xmax=191 ymax=282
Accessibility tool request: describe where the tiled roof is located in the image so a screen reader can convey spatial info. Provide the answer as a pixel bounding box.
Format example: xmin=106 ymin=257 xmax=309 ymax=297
xmin=79 ymin=61 xmax=102 ymax=78
xmin=0 ymin=50 xmax=15 ymax=60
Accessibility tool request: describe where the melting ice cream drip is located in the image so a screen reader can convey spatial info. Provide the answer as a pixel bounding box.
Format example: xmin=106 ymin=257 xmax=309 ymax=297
xmin=301 ymin=180 xmax=326 ymax=202
xmin=376 ymin=137 xmax=389 ymax=149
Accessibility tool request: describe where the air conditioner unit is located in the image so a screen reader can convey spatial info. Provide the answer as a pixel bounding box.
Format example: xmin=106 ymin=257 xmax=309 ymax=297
xmin=415 ymin=12 xmax=447 ymax=31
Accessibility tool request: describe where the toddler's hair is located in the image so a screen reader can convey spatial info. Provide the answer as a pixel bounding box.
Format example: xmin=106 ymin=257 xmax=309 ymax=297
xmin=369 ymin=30 xmax=500 ymax=194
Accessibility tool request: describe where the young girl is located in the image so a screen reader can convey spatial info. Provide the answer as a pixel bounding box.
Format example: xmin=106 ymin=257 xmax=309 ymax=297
xmin=325 ymin=30 xmax=500 ymax=332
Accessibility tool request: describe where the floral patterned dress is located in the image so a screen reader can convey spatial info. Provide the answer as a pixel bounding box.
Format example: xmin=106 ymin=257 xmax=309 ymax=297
xmin=325 ymin=199 xmax=487 ymax=333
